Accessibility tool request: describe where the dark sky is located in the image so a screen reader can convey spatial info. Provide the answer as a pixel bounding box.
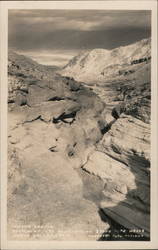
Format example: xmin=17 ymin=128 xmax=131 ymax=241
xmin=8 ymin=10 xmax=151 ymax=66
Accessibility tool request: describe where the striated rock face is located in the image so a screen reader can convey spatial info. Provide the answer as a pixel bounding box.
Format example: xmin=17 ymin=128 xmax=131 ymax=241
xmin=83 ymin=115 xmax=150 ymax=238
xmin=62 ymin=38 xmax=151 ymax=83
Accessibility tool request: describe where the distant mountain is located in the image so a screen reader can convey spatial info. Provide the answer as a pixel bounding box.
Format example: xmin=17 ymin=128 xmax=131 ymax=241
xmin=62 ymin=38 xmax=151 ymax=82
xmin=8 ymin=50 xmax=59 ymax=77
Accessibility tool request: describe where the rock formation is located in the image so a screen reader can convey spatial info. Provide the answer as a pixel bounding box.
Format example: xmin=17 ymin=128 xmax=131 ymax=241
xmin=83 ymin=115 xmax=150 ymax=239
xmin=8 ymin=51 xmax=108 ymax=240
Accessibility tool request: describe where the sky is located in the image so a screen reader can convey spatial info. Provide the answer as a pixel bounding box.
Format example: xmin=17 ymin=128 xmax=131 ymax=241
xmin=8 ymin=10 xmax=151 ymax=67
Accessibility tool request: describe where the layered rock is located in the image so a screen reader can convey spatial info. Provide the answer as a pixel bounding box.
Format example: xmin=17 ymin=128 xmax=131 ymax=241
xmin=82 ymin=115 xmax=150 ymax=238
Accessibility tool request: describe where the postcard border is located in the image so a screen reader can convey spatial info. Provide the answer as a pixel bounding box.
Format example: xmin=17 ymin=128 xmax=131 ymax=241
xmin=1 ymin=1 xmax=158 ymax=249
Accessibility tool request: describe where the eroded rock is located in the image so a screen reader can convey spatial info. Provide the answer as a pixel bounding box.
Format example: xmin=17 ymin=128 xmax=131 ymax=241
xmin=82 ymin=116 xmax=150 ymax=238
xmin=8 ymin=51 xmax=108 ymax=241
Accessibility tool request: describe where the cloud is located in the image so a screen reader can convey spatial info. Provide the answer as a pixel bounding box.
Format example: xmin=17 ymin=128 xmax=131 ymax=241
xmin=9 ymin=27 xmax=151 ymax=52
xmin=8 ymin=9 xmax=151 ymax=66
xmin=9 ymin=10 xmax=151 ymax=32
xmin=16 ymin=49 xmax=79 ymax=66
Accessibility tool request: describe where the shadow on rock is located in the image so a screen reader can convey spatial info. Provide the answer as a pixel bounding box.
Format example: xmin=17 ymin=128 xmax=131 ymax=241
xmin=97 ymin=152 xmax=150 ymax=241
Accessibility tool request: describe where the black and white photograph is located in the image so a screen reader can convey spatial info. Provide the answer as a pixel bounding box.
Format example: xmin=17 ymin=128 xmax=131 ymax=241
xmin=0 ymin=1 xmax=158 ymax=249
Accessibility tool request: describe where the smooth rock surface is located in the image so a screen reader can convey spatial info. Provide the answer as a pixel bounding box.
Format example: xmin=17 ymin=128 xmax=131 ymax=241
xmin=8 ymin=51 xmax=109 ymax=240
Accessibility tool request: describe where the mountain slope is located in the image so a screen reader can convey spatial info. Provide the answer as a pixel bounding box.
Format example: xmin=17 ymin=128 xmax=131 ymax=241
xmin=62 ymin=38 xmax=151 ymax=82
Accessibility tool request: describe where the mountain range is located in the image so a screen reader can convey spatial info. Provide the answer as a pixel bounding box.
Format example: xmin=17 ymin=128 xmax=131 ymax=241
xmin=62 ymin=38 xmax=151 ymax=82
